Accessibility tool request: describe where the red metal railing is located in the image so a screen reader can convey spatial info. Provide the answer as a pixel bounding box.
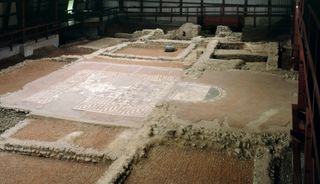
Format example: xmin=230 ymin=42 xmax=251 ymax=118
xmin=122 ymin=3 xmax=291 ymax=27
xmin=291 ymin=0 xmax=320 ymax=183
xmin=0 ymin=1 xmax=292 ymax=50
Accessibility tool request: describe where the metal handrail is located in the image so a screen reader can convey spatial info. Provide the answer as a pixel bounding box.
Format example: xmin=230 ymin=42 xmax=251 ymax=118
xmin=0 ymin=22 xmax=59 ymax=50
xmin=122 ymin=5 xmax=291 ymax=17
xmin=292 ymin=0 xmax=320 ymax=183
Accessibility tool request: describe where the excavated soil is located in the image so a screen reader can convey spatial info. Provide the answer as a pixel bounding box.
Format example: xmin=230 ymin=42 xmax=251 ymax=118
xmin=242 ymin=62 xmax=267 ymax=71
xmin=216 ymin=42 xmax=245 ymax=50
xmin=212 ymin=52 xmax=268 ymax=62
xmin=125 ymin=145 xmax=253 ymax=184
xmin=0 ymin=108 xmax=27 ymax=133
xmin=0 ymin=152 xmax=109 ymax=184
xmin=0 ymin=60 xmax=67 ymax=95
xmin=0 ymin=55 xmax=25 ymax=70
xmin=116 ymin=47 xmax=183 ymax=57
xmin=175 ymin=70 xmax=297 ymax=129
xmin=12 ymin=118 xmax=125 ymax=150
xmin=30 ymin=46 xmax=96 ymax=59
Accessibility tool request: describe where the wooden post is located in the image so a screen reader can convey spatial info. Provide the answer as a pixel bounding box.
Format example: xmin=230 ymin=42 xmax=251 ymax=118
xmin=253 ymin=7 xmax=256 ymax=28
xmin=22 ymin=0 xmax=26 ymax=42
xmin=98 ymin=0 xmax=104 ymax=36
xmin=54 ymin=0 xmax=58 ymax=21
xmin=268 ymin=0 xmax=271 ymax=29
xmin=291 ymin=64 xmax=306 ymax=184
xmin=292 ymin=105 xmax=302 ymax=184
xmin=243 ymin=0 xmax=248 ymax=27
xmin=86 ymin=0 xmax=89 ymax=9
xmin=304 ymin=114 xmax=313 ymax=184
xmin=244 ymin=0 xmax=248 ymax=16
xmin=119 ymin=0 xmax=124 ymax=12
xmin=140 ymin=0 xmax=143 ymax=20
xmin=3 ymin=0 xmax=12 ymax=30
xmin=221 ymin=0 xmax=225 ymax=16
xmin=53 ymin=0 xmax=58 ymax=35
xmin=155 ymin=7 xmax=158 ymax=23
xmin=73 ymin=0 xmax=78 ymax=27
xmin=179 ymin=0 xmax=182 ymax=16
xmin=200 ymin=0 xmax=203 ymax=16
xmin=36 ymin=0 xmax=41 ymax=17
xmin=73 ymin=0 xmax=78 ymax=13
xmin=199 ymin=0 xmax=203 ymax=25
xmin=170 ymin=7 xmax=173 ymax=23
xmin=126 ymin=7 xmax=128 ymax=18
xmin=186 ymin=7 xmax=189 ymax=22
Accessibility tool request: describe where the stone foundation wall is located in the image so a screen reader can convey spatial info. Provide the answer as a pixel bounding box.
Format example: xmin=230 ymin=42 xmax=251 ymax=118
xmin=101 ymin=39 xmax=196 ymax=62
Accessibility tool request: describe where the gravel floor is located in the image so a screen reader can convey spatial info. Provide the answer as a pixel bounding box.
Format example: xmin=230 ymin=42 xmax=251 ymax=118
xmin=0 ymin=108 xmax=28 ymax=134
xmin=12 ymin=118 xmax=125 ymax=150
xmin=0 ymin=60 xmax=68 ymax=95
xmin=0 ymin=152 xmax=109 ymax=184
xmin=116 ymin=47 xmax=183 ymax=57
xmin=125 ymin=145 xmax=253 ymax=184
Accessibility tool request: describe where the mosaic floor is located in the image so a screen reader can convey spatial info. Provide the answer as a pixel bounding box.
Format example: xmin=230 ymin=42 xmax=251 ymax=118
xmin=0 ymin=61 xmax=220 ymax=128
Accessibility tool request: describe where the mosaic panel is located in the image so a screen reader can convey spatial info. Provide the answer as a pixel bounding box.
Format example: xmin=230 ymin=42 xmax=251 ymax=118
xmin=25 ymin=68 xmax=179 ymax=118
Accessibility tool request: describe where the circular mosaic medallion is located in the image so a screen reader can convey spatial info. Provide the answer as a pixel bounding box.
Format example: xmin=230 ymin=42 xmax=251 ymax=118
xmin=168 ymin=83 xmax=226 ymax=102
xmin=204 ymin=86 xmax=225 ymax=101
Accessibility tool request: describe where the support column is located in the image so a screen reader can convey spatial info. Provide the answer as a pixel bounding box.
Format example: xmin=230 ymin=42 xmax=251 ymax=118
xmin=73 ymin=0 xmax=78 ymax=27
xmin=119 ymin=0 xmax=124 ymax=12
xmin=53 ymin=0 xmax=58 ymax=21
xmin=36 ymin=0 xmax=41 ymax=16
xmin=244 ymin=0 xmax=248 ymax=15
xmin=268 ymin=0 xmax=271 ymax=29
xmin=221 ymin=0 xmax=225 ymax=16
xmin=304 ymin=113 xmax=314 ymax=184
xmin=85 ymin=0 xmax=89 ymax=9
xmin=179 ymin=0 xmax=182 ymax=15
xmin=140 ymin=0 xmax=143 ymax=20
xmin=243 ymin=0 xmax=248 ymax=26
xmin=22 ymin=0 xmax=26 ymax=42
xmin=199 ymin=0 xmax=204 ymax=25
xmin=3 ymin=0 xmax=12 ymax=30
xmin=292 ymin=63 xmax=306 ymax=184
xmin=98 ymin=0 xmax=105 ymax=36
xmin=253 ymin=7 xmax=256 ymax=28
xmin=292 ymin=104 xmax=303 ymax=184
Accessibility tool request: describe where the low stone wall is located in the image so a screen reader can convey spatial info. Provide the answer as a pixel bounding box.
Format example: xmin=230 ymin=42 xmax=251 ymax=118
xmin=185 ymin=39 xmax=220 ymax=78
xmin=0 ymin=140 xmax=114 ymax=163
xmin=186 ymin=38 xmax=281 ymax=78
xmin=165 ymin=23 xmax=201 ymax=40
xmin=0 ymin=108 xmax=28 ymax=134
xmin=101 ymin=39 xmax=196 ymax=62
xmin=129 ymin=40 xmax=190 ymax=49
xmin=266 ymin=42 xmax=279 ymax=71
xmin=0 ymin=120 xmax=116 ymax=163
